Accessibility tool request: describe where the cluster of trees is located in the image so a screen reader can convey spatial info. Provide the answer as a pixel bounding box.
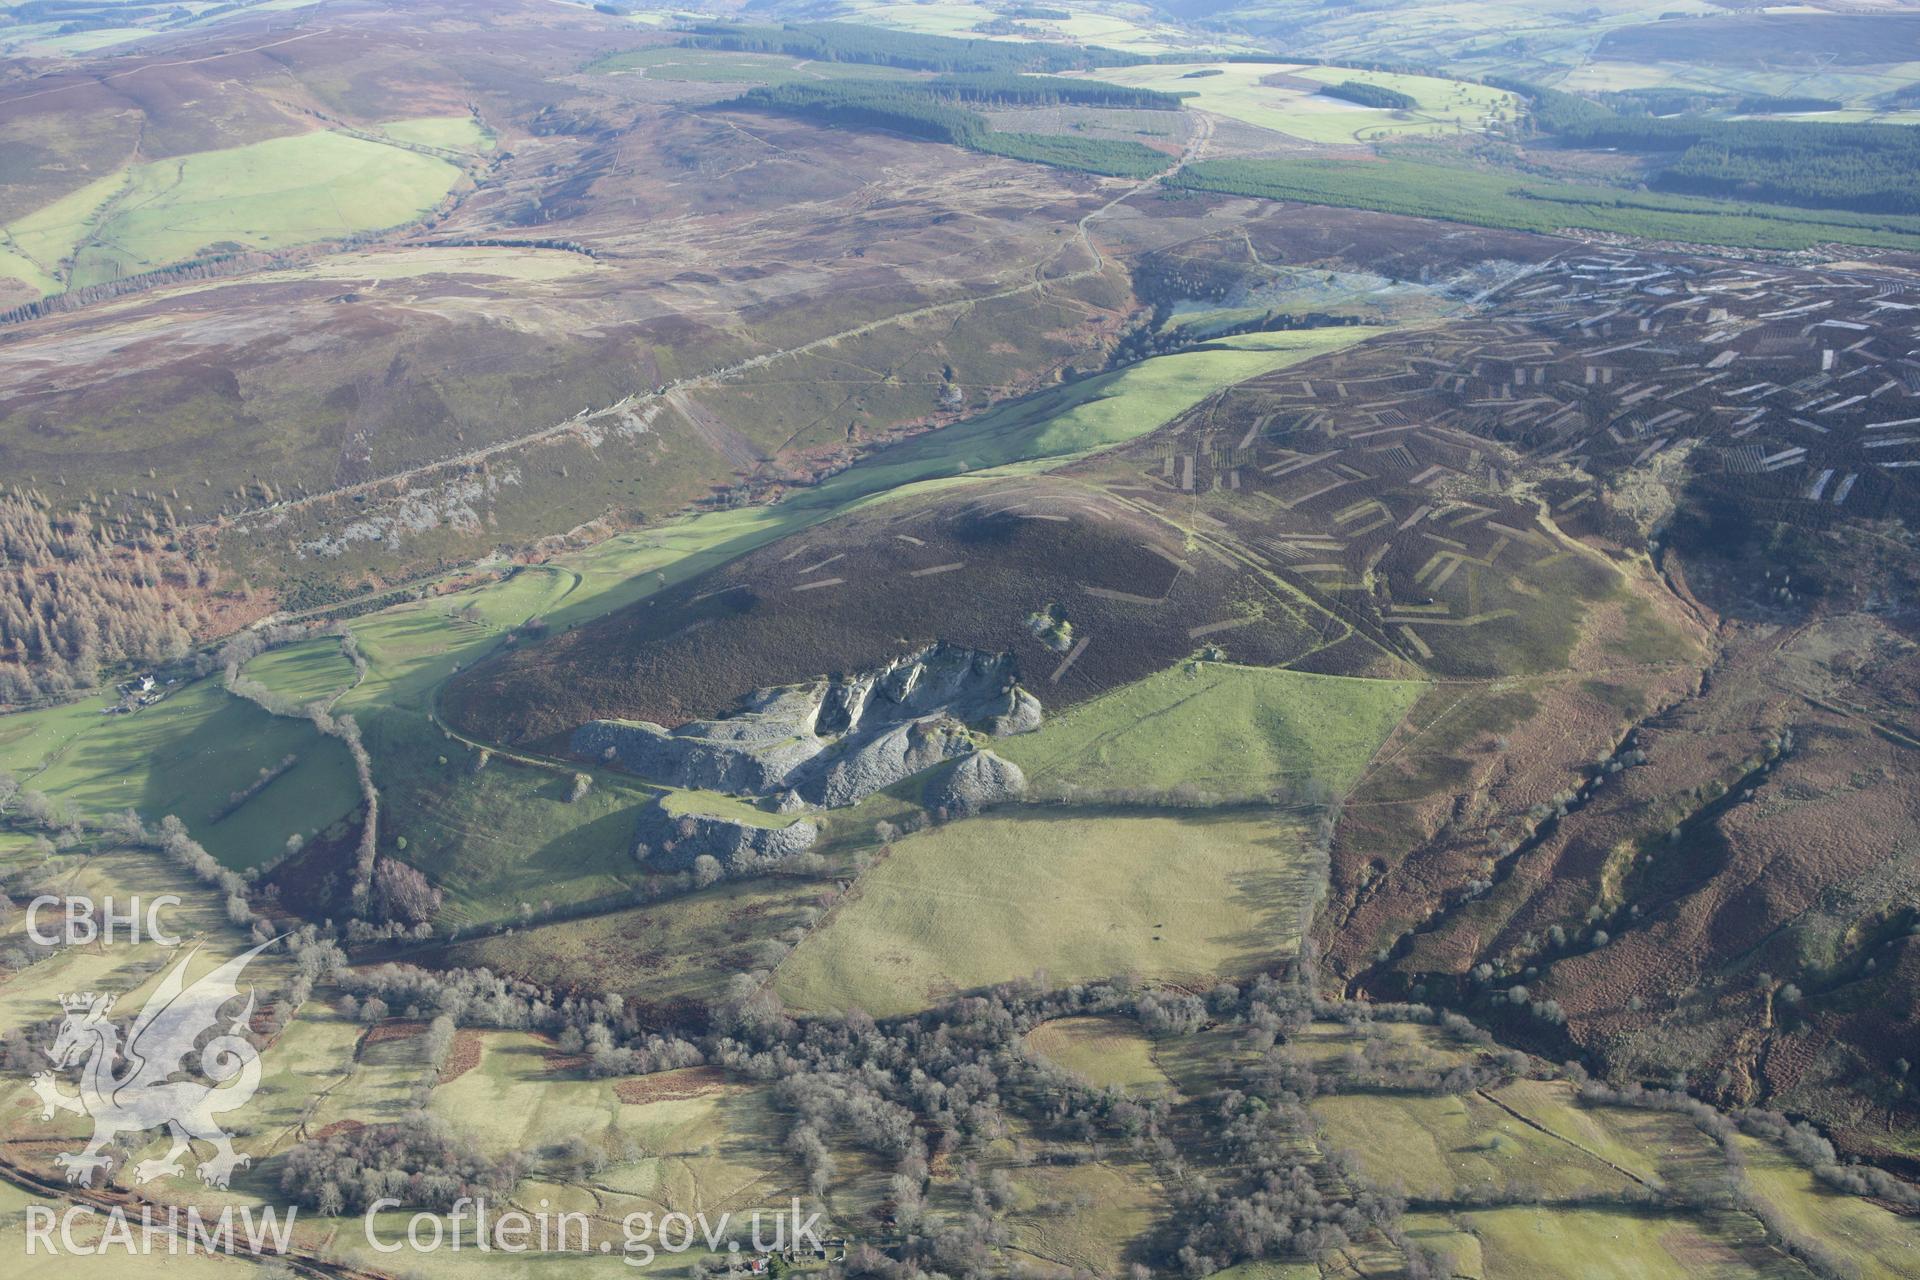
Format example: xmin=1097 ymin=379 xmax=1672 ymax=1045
xmin=269 ymin=930 xmax=1920 ymax=1276
xmin=334 ymin=960 xmax=647 ymax=1042
xmin=142 ymin=813 xmax=260 ymax=930
xmin=369 ymin=857 xmax=442 ymax=926
xmin=0 ymin=249 xmax=276 ymax=327
xmin=1319 ymin=1029 xmax=1527 ymax=1095
xmin=1735 ymin=1106 xmax=1920 ymax=1209
xmin=924 ymin=73 xmax=1179 ymax=110
xmin=1159 ymin=1089 xmax=1406 ymax=1274
xmin=423 ymin=235 xmax=596 ymax=259
xmin=730 ymin=82 xmax=986 ymax=146
xmin=1597 ymin=87 xmax=1740 ymax=118
xmin=976 ymin=131 xmax=1169 ymax=178
xmin=1142 ymin=984 xmax=1457 ymax=1274
xmin=726 ymin=82 xmax=1171 ymax=177
xmin=1736 ymin=95 xmax=1843 ymax=115
xmin=703 ymin=977 xmax=1176 ymax=1271
xmin=1501 ymin=76 xmax=1920 ymax=215
xmin=680 ymin=21 xmax=1141 ymax=74
xmin=0 ymin=488 xmax=204 ymax=703
xmin=280 ymin=1114 xmax=525 ymax=1214
xmin=0 ymin=797 xmax=265 ymax=935
xmin=699 ymin=972 xmax=1503 ymax=1275
xmin=1658 ymin=125 xmax=1920 ymax=214
xmin=1319 ymin=80 xmax=1416 ymax=111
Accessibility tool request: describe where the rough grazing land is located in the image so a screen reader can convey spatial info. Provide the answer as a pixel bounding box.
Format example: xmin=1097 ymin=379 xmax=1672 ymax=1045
xmin=775 ymin=807 xmax=1314 ymax=1017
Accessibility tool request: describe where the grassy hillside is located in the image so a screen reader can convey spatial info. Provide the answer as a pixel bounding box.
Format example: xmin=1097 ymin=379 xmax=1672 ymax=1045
xmin=0 ymin=128 xmax=468 ymax=296
xmin=996 ymin=660 xmax=1425 ymax=802
xmin=775 ymin=807 xmax=1315 ymax=1016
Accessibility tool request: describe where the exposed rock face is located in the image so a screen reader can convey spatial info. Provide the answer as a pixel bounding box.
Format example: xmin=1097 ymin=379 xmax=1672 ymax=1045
xmin=990 ymin=688 xmax=1044 ymax=736
xmin=574 ymin=687 xmax=823 ymax=795
xmin=633 ymin=799 xmax=819 ymax=874
xmin=807 ymin=715 xmax=976 ymax=808
xmin=572 ymin=643 xmax=1040 ymax=809
xmin=925 ymin=750 xmax=1027 ymax=816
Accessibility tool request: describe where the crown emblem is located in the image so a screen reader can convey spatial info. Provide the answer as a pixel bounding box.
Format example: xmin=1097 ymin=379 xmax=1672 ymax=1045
xmin=59 ymin=992 xmax=101 ymax=1013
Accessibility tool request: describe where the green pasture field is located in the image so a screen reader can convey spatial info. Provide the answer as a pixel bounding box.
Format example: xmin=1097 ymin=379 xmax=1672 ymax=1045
xmin=1023 ymin=1014 xmax=1175 ymax=1096
xmin=1173 ymin=154 xmax=1920 ymax=253
xmin=377 ymin=115 xmax=496 ymax=151
xmin=360 ymin=717 xmax=655 ymax=926
xmin=242 ymin=638 xmax=361 ymax=707
xmin=0 ymin=1178 xmax=281 ymax=1280
xmin=996 ymin=660 xmax=1425 ymax=802
xmin=428 ymin=1032 xmax=803 ymax=1216
xmin=0 ymin=692 xmax=108 ymax=781
xmin=1004 ymin=1148 xmax=1164 ymax=1273
xmin=249 ymin=1012 xmax=372 ymax=1142
xmin=1085 ymin=61 xmax=1517 ymax=144
xmin=1204 ymin=1263 xmax=1320 ymax=1280
xmin=296 ymin=1009 xmax=436 ymax=1135
xmin=0 ymin=129 xmax=466 ymax=296
xmin=1736 ymin=1136 xmax=1920 ymax=1279
xmin=1282 ymin=1017 xmax=1469 ymax=1071
xmin=775 ymin=806 xmax=1313 ymax=1017
xmin=809 ymin=326 xmax=1382 ymax=500
xmin=0 ymin=852 xmax=313 ymax=1188
xmin=7 ymin=26 xmax=147 ymax=56
xmin=342 ymin=567 xmax=578 ymax=709
xmin=0 ymin=860 xmax=249 ymax=1057
xmin=1454 ymin=1204 xmax=1761 ymax=1278
xmin=426 ymin=1028 xmax=658 ymax=1155
xmin=0 ymin=679 xmax=360 ymax=868
xmin=1309 ymin=1083 xmax=1663 ymax=1201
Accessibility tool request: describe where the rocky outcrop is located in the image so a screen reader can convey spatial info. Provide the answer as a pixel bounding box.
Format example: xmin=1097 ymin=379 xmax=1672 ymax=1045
xmin=990 ymin=688 xmax=1044 ymax=737
xmin=572 ymin=643 xmax=1041 ymax=809
xmin=806 ymin=715 xmax=976 ymax=808
xmin=633 ymin=799 xmax=819 ymax=874
xmin=925 ymin=750 xmax=1027 ymax=816
xmin=574 ymin=686 xmax=824 ymax=795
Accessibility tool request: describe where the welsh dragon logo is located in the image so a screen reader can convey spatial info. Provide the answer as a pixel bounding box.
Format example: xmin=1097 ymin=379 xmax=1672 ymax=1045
xmin=31 ymin=939 xmax=271 ymax=1189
